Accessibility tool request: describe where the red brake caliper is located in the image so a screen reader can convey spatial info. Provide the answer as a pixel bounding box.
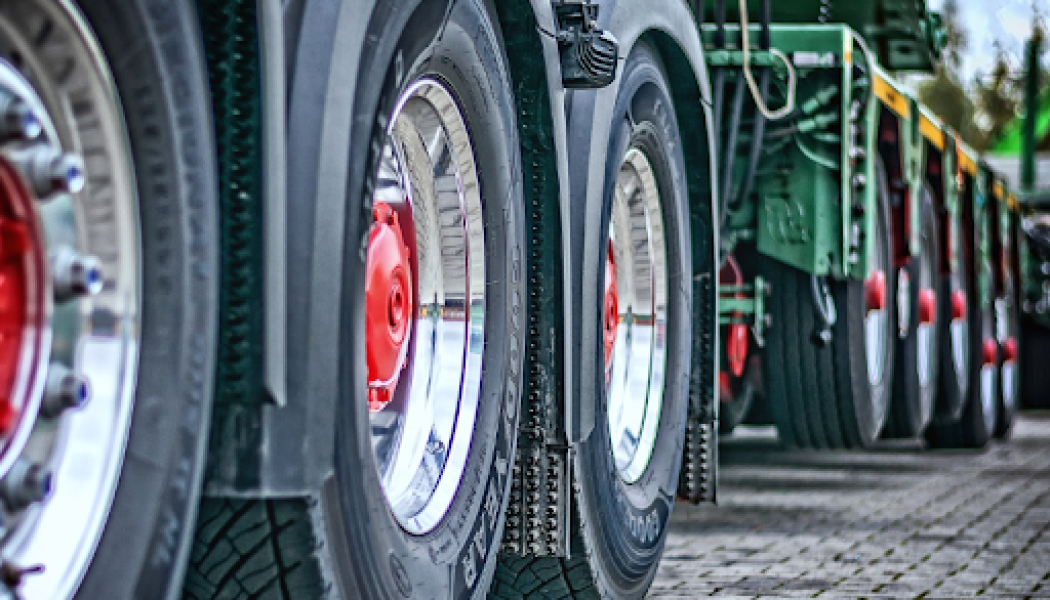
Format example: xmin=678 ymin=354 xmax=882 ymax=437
xmin=365 ymin=202 xmax=413 ymax=412
xmin=917 ymin=289 xmax=937 ymax=325
xmin=0 ymin=161 xmax=38 ymax=435
xmin=721 ymin=257 xmax=748 ymax=379
xmin=603 ymin=240 xmax=618 ymax=371
xmin=865 ymin=269 xmax=886 ymax=311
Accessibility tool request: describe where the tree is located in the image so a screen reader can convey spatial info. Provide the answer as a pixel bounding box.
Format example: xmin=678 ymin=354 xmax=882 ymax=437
xmin=916 ymin=0 xmax=984 ymax=148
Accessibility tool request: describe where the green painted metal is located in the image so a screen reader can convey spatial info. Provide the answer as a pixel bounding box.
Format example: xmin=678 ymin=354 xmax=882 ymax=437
xmin=705 ymin=24 xmax=875 ymax=280
xmin=718 ymin=276 xmax=769 ymax=344
xmin=976 ymin=170 xmax=994 ymax=308
xmin=943 ymin=138 xmax=962 ymax=279
xmin=700 ymin=0 xmax=944 ymax=72
xmin=905 ymin=98 xmax=924 ymax=258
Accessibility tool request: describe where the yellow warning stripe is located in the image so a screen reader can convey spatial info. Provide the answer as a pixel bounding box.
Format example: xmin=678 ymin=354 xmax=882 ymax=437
xmin=874 ymin=72 xmax=910 ymax=119
xmin=919 ymin=113 xmax=945 ymax=150
xmin=957 ymin=147 xmax=978 ymax=176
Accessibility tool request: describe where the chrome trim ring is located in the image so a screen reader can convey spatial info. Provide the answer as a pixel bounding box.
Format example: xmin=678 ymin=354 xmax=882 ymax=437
xmin=0 ymin=1 xmax=141 ymax=598
xmin=367 ymin=79 xmax=485 ymax=535
xmin=865 ymin=220 xmax=889 ymax=389
xmin=606 ymin=148 xmax=668 ymax=485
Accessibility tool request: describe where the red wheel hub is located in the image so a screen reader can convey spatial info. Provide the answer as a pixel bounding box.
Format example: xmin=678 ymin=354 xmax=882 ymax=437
xmin=720 ymin=257 xmax=749 ymax=380
xmin=950 ymin=289 xmax=967 ymax=321
xmin=982 ymin=338 xmax=998 ymax=367
xmin=865 ymin=270 xmax=886 ymax=311
xmin=365 ymin=202 xmax=413 ymax=412
xmin=917 ymin=289 xmax=936 ymax=325
xmin=0 ymin=159 xmax=43 ymax=436
xmin=1002 ymin=337 xmax=1017 ymax=362
xmin=603 ymin=240 xmax=619 ymax=371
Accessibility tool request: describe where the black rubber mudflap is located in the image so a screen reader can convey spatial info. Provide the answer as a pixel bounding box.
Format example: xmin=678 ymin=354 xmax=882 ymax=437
xmin=494 ymin=2 xmax=569 ymax=558
xmin=678 ymin=272 xmax=718 ymax=504
xmin=196 ymin=0 xmax=268 ymax=485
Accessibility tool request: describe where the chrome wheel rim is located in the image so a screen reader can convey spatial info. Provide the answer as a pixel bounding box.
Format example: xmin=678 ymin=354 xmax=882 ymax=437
xmin=865 ymin=219 xmax=889 ymax=388
xmin=605 ymin=148 xmax=667 ymax=484
xmin=916 ymin=232 xmax=937 ymax=394
xmin=0 ymin=2 xmax=140 ymax=597
xmin=366 ymin=79 xmax=485 ymax=535
xmin=995 ymin=296 xmax=1017 ymax=415
xmin=980 ymin=362 xmax=996 ymax=433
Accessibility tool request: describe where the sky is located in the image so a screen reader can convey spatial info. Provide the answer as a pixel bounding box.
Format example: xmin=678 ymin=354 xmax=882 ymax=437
xmin=929 ymin=0 xmax=1049 ymax=84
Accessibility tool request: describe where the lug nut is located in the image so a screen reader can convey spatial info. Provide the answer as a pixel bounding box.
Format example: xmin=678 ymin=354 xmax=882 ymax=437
xmin=13 ymin=147 xmax=85 ymax=198
xmin=0 ymin=96 xmax=42 ymax=142
xmin=852 ymin=173 xmax=867 ymax=189
xmin=40 ymin=364 xmax=89 ymax=418
xmin=51 ymin=247 xmax=103 ymax=302
xmin=0 ymin=459 xmax=53 ymax=511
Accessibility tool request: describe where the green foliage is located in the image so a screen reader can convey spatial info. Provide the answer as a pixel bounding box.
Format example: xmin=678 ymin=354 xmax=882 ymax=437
xmin=915 ymin=0 xmax=1046 ymax=152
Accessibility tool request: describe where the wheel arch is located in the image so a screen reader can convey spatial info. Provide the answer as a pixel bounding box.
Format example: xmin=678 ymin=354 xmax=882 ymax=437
xmin=207 ymin=0 xmax=573 ymax=498
xmin=564 ymin=0 xmax=717 ymax=444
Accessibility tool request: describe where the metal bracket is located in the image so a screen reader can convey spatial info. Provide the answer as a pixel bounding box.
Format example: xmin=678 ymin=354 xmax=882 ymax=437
xmin=719 ymin=276 xmax=770 ymax=346
xmin=552 ymin=1 xmax=618 ymax=89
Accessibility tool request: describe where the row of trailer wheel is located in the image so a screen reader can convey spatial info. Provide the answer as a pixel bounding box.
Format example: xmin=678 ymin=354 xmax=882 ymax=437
xmin=0 ymin=0 xmax=1044 ymax=599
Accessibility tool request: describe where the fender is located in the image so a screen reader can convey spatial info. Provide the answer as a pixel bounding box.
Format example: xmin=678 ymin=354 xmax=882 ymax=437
xmin=206 ymin=0 xmax=572 ymax=496
xmin=564 ymin=0 xmax=717 ymax=445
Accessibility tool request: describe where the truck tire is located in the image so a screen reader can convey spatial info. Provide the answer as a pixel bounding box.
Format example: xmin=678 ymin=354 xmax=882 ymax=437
xmin=927 ymin=259 xmax=999 ymax=449
xmin=0 ymin=1 xmax=219 ymax=598
xmin=762 ymin=160 xmax=896 ymax=449
xmin=719 ymin=356 xmax=759 ymax=435
xmin=1020 ymin=314 xmax=1050 ymax=409
xmin=993 ymin=277 xmax=1020 ymax=438
xmin=887 ymin=191 xmax=941 ymax=438
xmin=490 ymin=41 xmax=692 ymax=599
xmin=184 ymin=1 xmax=525 ymax=598
xmin=934 ymin=230 xmax=971 ymax=424
xmin=719 ymin=256 xmax=757 ymax=435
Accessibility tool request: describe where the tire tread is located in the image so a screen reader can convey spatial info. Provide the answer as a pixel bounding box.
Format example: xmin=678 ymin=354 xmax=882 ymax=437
xmin=183 ymin=499 xmax=326 ymax=600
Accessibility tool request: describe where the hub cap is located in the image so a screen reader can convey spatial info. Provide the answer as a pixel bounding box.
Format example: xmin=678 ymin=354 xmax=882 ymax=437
xmin=995 ymin=297 xmax=1017 ymax=416
xmin=949 ymin=289 xmax=969 ymax=382
xmin=0 ymin=2 xmax=141 ymax=597
xmin=864 ymin=232 xmax=889 ymax=388
xmin=605 ymin=148 xmax=667 ymax=484
xmin=366 ymin=79 xmax=485 ymax=535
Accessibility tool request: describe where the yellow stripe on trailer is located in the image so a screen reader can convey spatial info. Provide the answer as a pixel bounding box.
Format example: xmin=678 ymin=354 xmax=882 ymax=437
xmin=1008 ymin=194 xmax=1020 ymax=212
xmin=874 ymin=71 xmax=910 ymax=119
xmin=993 ymin=181 xmax=1005 ymax=201
xmin=957 ymin=146 xmax=978 ymax=176
xmin=919 ymin=113 xmax=945 ymax=150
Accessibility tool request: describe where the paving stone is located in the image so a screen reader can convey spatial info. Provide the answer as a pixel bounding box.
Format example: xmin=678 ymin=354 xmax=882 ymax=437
xmin=649 ymin=414 xmax=1050 ymax=598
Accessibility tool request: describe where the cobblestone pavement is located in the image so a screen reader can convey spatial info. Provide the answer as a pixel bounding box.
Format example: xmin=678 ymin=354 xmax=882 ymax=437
xmin=651 ymin=413 xmax=1050 ymax=598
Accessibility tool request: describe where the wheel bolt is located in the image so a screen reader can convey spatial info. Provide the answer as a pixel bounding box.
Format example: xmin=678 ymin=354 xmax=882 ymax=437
xmin=0 ymin=96 xmax=42 ymax=141
xmin=51 ymin=247 xmax=103 ymax=302
xmin=40 ymin=363 xmax=89 ymax=418
xmin=0 ymin=459 xmax=52 ymax=511
xmin=13 ymin=147 xmax=85 ymax=198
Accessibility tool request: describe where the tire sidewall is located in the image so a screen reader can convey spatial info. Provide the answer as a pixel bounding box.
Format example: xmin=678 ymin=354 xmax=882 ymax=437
xmin=68 ymin=0 xmax=219 ymax=598
xmin=333 ymin=1 xmax=523 ymax=598
xmin=842 ymin=160 xmax=896 ymax=446
xmin=576 ymin=41 xmax=691 ymax=595
xmin=895 ymin=193 xmax=941 ymax=434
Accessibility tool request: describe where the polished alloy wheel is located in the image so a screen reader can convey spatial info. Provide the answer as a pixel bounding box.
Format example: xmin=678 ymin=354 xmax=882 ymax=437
xmin=864 ymin=255 xmax=889 ymax=388
xmin=995 ymin=296 xmax=1017 ymax=417
xmin=366 ymin=79 xmax=485 ymax=535
xmin=916 ymin=233 xmax=938 ymax=392
xmin=0 ymin=2 xmax=141 ymax=597
xmin=949 ymin=289 xmax=969 ymax=388
xmin=605 ymin=148 xmax=667 ymax=484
